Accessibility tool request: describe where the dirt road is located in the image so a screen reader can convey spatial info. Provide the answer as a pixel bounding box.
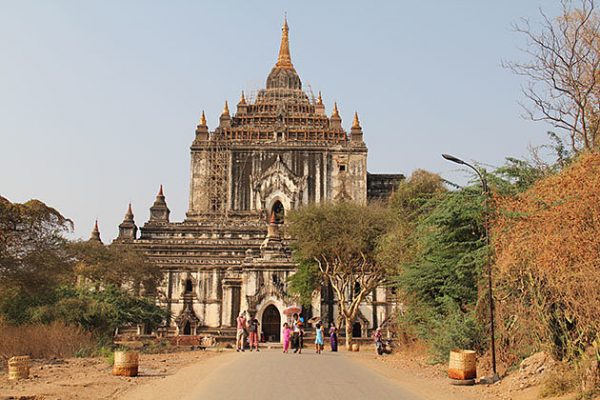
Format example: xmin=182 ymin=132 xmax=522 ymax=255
xmin=125 ymin=348 xmax=468 ymax=400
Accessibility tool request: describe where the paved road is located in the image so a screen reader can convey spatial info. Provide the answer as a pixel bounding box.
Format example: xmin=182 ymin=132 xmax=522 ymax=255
xmin=132 ymin=349 xmax=429 ymax=400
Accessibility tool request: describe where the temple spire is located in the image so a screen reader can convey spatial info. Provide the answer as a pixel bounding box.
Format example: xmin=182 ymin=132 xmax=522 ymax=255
xmin=125 ymin=203 xmax=134 ymax=221
xmin=275 ymin=15 xmax=293 ymax=68
xmin=222 ymin=101 xmax=230 ymax=116
xmin=317 ymin=91 xmax=323 ymax=105
xmin=89 ymin=219 xmax=102 ymax=243
xmin=200 ymin=110 xmax=207 ymax=126
xmin=332 ymin=102 xmax=340 ymax=119
xmin=352 ymin=111 xmax=361 ymax=129
xmin=239 ymin=91 xmax=246 ymax=105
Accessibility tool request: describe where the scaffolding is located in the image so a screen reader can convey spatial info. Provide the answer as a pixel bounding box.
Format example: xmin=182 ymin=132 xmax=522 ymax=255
xmin=204 ymin=135 xmax=230 ymax=217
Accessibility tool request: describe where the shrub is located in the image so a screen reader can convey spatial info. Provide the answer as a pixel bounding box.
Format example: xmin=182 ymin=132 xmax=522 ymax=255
xmin=0 ymin=319 xmax=96 ymax=363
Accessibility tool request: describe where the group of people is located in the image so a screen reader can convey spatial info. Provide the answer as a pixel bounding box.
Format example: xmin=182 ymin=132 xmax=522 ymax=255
xmin=282 ymin=313 xmax=339 ymax=354
xmin=235 ymin=311 xmax=389 ymax=355
xmin=235 ymin=312 xmax=340 ymax=354
xmin=235 ymin=312 xmax=261 ymax=352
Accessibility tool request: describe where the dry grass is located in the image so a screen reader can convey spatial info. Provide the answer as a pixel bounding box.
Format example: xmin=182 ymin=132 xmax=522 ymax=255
xmin=0 ymin=320 xmax=96 ymax=366
xmin=538 ymin=364 xmax=578 ymax=398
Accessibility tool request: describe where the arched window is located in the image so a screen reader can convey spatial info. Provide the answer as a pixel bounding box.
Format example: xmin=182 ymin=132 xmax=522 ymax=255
xmin=272 ymin=201 xmax=285 ymax=224
xmin=185 ymin=279 xmax=193 ymax=293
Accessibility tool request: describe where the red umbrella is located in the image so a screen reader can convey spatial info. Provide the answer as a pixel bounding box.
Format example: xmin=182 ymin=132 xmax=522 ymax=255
xmin=282 ymin=306 xmax=302 ymax=316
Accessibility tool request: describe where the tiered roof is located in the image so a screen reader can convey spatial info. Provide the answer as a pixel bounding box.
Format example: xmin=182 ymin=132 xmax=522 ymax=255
xmin=194 ymin=18 xmax=363 ymax=145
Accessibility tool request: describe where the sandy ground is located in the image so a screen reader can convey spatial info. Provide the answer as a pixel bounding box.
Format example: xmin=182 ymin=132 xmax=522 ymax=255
xmin=1 ymin=346 xmax=591 ymax=400
xmin=352 ymin=346 xmax=583 ymax=400
xmin=0 ymin=349 xmax=220 ymax=400
xmin=125 ymin=348 xmax=437 ymax=400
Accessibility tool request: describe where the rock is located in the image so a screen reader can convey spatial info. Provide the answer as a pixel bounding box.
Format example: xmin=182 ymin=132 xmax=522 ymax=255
xmin=514 ymin=351 xmax=556 ymax=390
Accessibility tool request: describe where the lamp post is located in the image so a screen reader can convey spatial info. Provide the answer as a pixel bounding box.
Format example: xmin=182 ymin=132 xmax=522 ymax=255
xmin=442 ymin=153 xmax=498 ymax=380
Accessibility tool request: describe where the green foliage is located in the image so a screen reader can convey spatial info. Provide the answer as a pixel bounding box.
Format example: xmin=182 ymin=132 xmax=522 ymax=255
xmin=70 ymin=241 xmax=163 ymax=295
xmin=399 ymin=186 xmax=486 ymax=313
xmin=0 ymin=196 xmax=74 ymax=298
xmin=381 ymin=171 xmax=488 ymax=361
xmin=27 ymin=285 xmax=169 ymax=339
xmin=287 ymin=201 xmax=391 ymax=265
xmin=287 ymin=260 xmax=320 ymax=307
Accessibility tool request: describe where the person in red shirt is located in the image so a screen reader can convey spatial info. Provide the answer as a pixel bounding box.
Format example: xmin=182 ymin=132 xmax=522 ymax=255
xmin=248 ymin=316 xmax=260 ymax=352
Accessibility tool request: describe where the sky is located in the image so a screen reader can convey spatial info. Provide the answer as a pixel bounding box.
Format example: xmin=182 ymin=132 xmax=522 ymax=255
xmin=0 ymin=0 xmax=562 ymax=240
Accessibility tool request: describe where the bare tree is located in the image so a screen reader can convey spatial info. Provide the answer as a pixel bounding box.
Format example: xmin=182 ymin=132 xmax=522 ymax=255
xmin=505 ymin=0 xmax=599 ymax=153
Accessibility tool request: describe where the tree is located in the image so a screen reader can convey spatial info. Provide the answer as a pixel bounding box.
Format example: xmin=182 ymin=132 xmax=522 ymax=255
xmin=287 ymin=202 xmax=390 ymax=349
xmin=70 ymin=241 xmax=162 ymax=296
xmin=505 ymin=0 xmax=600 ymax=153
xmin=379 ymin=170 xmax=447 ymax=274
xmin=0 ymin=196 xmax=74 ymax=291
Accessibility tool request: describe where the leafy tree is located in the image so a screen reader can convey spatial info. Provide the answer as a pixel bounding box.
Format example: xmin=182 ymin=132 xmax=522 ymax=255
xmin=379 ymin=170 xmax=446 ymax=273
xmin=29 ymin=285 xmax=168 ymax=339
xmin=287 ymin=260 xmax=320 ymax=308
xmin=0 ymin=196 xmax=74 ymax=295
xmin=287 ymin=202 xmax=390 ymax=349
xmin=70 ymin=241 xmax=162 ymax=295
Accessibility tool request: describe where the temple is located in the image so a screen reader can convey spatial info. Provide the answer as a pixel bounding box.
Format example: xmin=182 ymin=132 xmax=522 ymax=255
xmin=111 ymin=18 xmax=403 ymax=341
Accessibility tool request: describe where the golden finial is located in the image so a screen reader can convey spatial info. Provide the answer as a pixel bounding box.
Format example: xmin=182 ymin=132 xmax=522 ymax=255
xmin=352 ymin=111 xmax=361 ymax=129
xmin=239 ymin=91 xmax=246 ymax=105
xmin=222 ymin=101 xmax=230 ymax=115
xmin=276 ymin=15 xmax=293 ymax=68
xmin=200 ymin=110 xmax=207 ymax=126
xmin=332 ymin=102 xmax=340 ymax=118
xmin=317 ymin=91 xmax=323 ymax=105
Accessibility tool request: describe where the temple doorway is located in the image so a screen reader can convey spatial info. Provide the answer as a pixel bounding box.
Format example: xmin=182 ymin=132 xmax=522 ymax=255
xmin=183 ymin=321 xmax=191 ymax=335
xmin=262 ymin=305 xmax=281 ymax=342
xmin=272 ymin=201 xmax=285 ymax=224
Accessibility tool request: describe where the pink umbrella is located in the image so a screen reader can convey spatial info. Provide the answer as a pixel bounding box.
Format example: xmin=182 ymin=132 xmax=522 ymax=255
xmin=282 ymin=306 xmax=302 ymax=316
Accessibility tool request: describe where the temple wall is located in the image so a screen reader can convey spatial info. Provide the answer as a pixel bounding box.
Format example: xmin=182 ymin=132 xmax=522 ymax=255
xmin=187 ymin=146 xmax=368 ymax=218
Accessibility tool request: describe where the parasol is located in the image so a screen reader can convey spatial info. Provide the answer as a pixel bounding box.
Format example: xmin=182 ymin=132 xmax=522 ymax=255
xmin=282 ymin=306 xmax=302 ymax=316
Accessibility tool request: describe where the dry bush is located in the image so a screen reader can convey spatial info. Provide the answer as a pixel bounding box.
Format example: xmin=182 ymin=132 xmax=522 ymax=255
xmin=0 ymin=319 xmax=96 ymax=365
xmin=493 ymin=152 xmax=600 ymax=367
xmin=539 ymin=365 xmax=578 ymax=398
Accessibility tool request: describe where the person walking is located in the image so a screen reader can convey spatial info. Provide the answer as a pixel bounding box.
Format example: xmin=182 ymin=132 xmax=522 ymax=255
xmin=236 ymin=312 xmax=247 ymax=352
xmin=248 ymin=316 xmax=260 ymax=352
xmin=373 ymin=327 xmax=383 ymax=355
xmin=282 ymin=322 xmax=291 ymax=353
xmin=314 ymin=322 xmax=324 ymax=354
xmin=296 ymin=321 xmax=304 ymax=354
xmin=292 ymin=313 xmax=300 ymax=353
xmin=329 ymin=323 xmax=338 ymax=352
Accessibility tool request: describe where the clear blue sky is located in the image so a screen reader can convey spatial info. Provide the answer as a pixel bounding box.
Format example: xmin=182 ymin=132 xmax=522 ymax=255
xmin=0 ymin=0 xmax=561 ymax=240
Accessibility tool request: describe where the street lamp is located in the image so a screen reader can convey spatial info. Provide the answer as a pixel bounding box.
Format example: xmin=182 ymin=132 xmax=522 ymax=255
xmin=442 ymin=153 xmax=498 ymax=381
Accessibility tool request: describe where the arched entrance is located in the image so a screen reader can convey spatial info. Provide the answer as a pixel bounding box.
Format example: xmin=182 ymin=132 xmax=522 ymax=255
xmin=183 ymin=321 xmax=191 ymax=335
xmin=272 ymin=201 xmax=285 ymax=224
xmin=262 ymin=305 xmax=281 ymax=342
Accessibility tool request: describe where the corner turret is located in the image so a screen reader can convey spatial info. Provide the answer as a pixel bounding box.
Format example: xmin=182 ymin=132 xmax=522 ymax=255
xmin=118 ymin=203 xmax=138 ymax=240
xmin=195 ymin=111 xmax=209 ymax=140
xmin=219 ymin=101 xmax=231 ymax=128
xmin=351 ymin=111 xmax=364 ymax=143
xmin=149 ymin=185 xmax=170 ymax=223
